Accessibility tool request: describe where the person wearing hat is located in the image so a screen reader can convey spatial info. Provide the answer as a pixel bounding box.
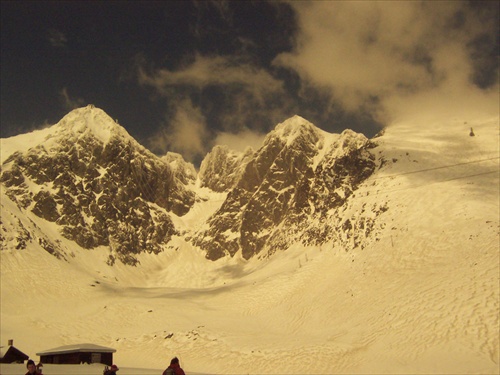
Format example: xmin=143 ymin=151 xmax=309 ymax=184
xmin=162 ymin=357 xmax=185 ymax=375
xmin=25 ymin=359 xmax=41 ymax=375
xmin=104 ymin=364 xmax=119 ymax=375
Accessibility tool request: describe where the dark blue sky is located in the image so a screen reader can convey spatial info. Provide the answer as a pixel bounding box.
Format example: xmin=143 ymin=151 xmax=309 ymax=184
xmin=1 ymin=1 xmax=498 ymax=164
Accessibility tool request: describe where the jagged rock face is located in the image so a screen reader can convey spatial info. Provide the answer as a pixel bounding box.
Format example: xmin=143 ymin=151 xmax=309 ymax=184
xmin=1 ymin=109 xmax=386 ymax=264
xmin=162 ymin=152 xmax=197 ymax=186
xmin=275 ymin=140 xmax=381 ymax=254
xmin=192 ymin=116 xmax=378 ymax=260
xmin=198 ymin=145 xmax=255 ymax=192
xmin=0 ymin=106 xmax=195 ymax=265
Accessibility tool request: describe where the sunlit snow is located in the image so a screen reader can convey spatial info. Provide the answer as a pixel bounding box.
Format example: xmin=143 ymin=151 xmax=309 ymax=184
xmin=1 ymin=115 xmax=498 ymax=374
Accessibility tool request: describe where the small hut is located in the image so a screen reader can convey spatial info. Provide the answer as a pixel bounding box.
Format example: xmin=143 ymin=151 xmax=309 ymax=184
xmin=0 ymin=340 xmax=29 ymax=363
xmin=36 ymin=343 xmax=115 ymax=365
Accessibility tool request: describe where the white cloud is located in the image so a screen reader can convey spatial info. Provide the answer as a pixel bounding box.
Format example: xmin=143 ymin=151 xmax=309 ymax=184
xmin=59 ymin=88 xmax=85 ymax=111
xmin=214 ymin=127 xmax=266 ymax=153
xmin=275 ymin=1 xmax=499 ymax=124
xmin=139 ymin=53 xmax=292 ymax=160
xmin=138 ymin=53 xmax=284 ymax=106
xmin=148 ymin=99 xmax=209 ymax=162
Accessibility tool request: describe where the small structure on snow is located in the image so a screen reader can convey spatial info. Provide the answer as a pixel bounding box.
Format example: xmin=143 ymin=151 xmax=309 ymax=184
xmin=36 ymin=343 xmax=116 ymax=365
xmin=0 ymin=339 xmax=29 ymax=363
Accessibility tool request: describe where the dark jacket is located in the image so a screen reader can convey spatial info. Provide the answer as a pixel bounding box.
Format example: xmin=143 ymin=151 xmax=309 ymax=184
xmin=163 ymin=363 xmax=186 ymax=375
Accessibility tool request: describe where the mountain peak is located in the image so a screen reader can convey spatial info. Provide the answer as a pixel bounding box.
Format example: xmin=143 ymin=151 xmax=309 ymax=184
xmin=274 ymin=114 xmax=315 ymax=133
xmin=54 ymin=105 xmax=129 ymax=145
xmin=270 ymin=115 xmax=324 ymax=147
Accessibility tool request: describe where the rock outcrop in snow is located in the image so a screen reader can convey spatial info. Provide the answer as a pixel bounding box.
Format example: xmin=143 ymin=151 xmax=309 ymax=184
xmin=192 ymin=115 xmax=379 ymax=260
xmin=0 ymin=106 xmax=195 ymax=265
xmin=1 ymin=112 xmax=498 ymax=374
xmin=1 ymin=109 xmax=385 ymax=263
xmin=198 ymin=145 xmax=255 ymax=192
xmin=161 ymin=152 xmax=197 ymax=186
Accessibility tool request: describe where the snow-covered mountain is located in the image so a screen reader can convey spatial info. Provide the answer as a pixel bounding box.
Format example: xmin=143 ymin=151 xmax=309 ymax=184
xmin=193 ymin=115 xmax=380 ymax=260
xmin=0 ymin=108 xmax=383 ymax=263
xmin=197 ymin=144 xmax=255 ymax=193
xmin=161 ymin=151 xmax=197 ymax=186
xmin=0 ymin=105 xmax=195 ymax=265
xmin=0 ymin=107 xmax=498 ymax=374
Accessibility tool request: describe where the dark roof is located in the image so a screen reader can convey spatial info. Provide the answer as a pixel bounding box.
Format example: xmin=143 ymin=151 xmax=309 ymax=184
xmin=36 ymin=343 xmax=116 ymax=356
xmin=0 ymin=345 xmax=29 ymax=362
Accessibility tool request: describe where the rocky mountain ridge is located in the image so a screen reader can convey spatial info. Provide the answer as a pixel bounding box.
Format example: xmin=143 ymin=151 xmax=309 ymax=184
xmin=193 ymin=115 xmax=380 ymax=260
xmin=198 ymin=145 xmax=255 ymax=192
xmin=0 ymin=106 xmax=385 ymax=264
xmin=0 ymin=106 xmax=195 ymax=265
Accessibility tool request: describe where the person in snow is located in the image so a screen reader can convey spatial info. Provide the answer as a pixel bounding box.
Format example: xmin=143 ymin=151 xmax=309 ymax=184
xmin=25 ymin=359 xmax=41 ymax=375
xmin=162 ymin=357 xmax=185 ymax=375
xmin=104 ymin=364 xmax=119 ymax=374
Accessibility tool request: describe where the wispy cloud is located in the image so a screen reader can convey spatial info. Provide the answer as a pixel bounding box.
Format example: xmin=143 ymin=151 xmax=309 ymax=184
xmin=147 ymin=98 xmax=209 ymax=163
xmin=214 ymin=127 xmax=266 ymax=153
xmin=136 ymin=1 xmax=497 ymax=164
xmin=59 ymin=88 xmax=85 ymax=111
xmin=47 ymin=28 xmax=68 ymax=48
xmin=138 ymin=53 xmax=284 ymax=106
xmin=275 ymin=1 xmax=499 ymax=124
xmin=138 ymin=53 xmax=290 ymax=161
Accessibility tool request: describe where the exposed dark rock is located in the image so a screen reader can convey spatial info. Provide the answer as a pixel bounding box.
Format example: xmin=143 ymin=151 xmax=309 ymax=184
xmin=0 ymin=106 xmax=194 ymax=265
xmin=1 ymin=108 xmax=388 ymax=265
xmin=193 ymin=117 xmax=379 ymax=260
xmin=199 ymin=145 xmax=255 ymax=192
xmin=32 ymin=191 xmax=59 ymax=222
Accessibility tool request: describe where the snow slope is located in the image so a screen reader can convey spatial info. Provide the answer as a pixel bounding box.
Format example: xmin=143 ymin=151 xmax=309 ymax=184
xmin=1 ymin=116 xmax=499 ymax=374
xmin=0 ymin=106 xmax=132 ymax=165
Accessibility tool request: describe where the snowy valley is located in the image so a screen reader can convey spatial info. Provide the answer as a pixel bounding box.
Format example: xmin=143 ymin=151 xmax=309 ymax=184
xmin=0 ymin=107 xmax=499 ymax=374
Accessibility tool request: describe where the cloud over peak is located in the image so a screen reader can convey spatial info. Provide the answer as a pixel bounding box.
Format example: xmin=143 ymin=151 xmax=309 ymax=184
xmin=138 ymin=53 xmax=291 ymax=163
xmin=138 ymin=53 xmax=284 ymax=104
xmin=148 ymin=99 xmax=209 ymax=164
xmin=133 ymin=1 xmax=498 ymax=163
xmin=275 ymin=1 xmax=499 ymax=122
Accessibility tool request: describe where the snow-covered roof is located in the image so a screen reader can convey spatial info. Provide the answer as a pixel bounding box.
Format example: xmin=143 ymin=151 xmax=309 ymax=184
xmin=36 ymin=343 xmax=116 ymax=356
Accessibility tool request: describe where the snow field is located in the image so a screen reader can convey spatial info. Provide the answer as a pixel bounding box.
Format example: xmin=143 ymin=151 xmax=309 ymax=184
xmin=1 ymin=115 xmax=498 ymax=374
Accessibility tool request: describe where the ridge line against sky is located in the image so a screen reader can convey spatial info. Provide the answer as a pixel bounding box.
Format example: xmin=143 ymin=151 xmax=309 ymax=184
xmin=1 ymin=0 xmax=498 ymax=165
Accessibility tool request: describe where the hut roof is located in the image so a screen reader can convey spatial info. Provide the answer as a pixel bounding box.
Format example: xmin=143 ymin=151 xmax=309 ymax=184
xmin=36 ymin=343 xmax=116 ymax=356
xmin=0 ymin=345 xmax=29 ymax=361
